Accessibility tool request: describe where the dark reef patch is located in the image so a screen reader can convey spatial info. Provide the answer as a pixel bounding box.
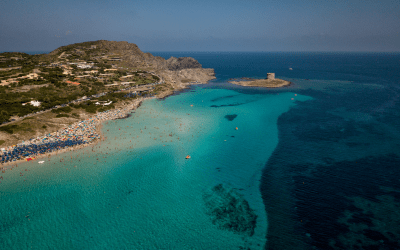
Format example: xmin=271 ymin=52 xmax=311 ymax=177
xmin=290 ymin=155 xmax=400 ymax=250
xmin=211 ymin=95 xmax=238 ymax=102
xmin=203 ymin=184 xmax=257 ymax=237
xmin=224 ymin=114 xmax=238 ymax=121
xmin=210 ymin=103 xmax=246 ymax=108
xmin=260 ymin=82 xmax=400 ymax=249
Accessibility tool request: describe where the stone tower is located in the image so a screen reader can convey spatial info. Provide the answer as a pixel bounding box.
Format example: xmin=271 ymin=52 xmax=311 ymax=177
xmin=267 ymin=73 xmax=275 ymax=80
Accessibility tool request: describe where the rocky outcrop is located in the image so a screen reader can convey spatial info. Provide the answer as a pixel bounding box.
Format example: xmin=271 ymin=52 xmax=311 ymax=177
xmin=166 ymin=57 xmax=202 ymax=71
xmin=160 ymin=68 xmax=215 ymax=89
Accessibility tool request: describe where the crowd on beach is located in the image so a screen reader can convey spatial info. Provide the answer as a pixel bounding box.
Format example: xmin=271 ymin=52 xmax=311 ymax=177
xmin=1 ymin=99 xmax=143 ymax=165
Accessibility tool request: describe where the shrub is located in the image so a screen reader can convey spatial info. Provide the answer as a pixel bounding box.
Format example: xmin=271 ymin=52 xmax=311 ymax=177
xmin=51 ymin=106 xmax=72 ymax=114
xmin=0 ymin=124 xmax=18 ymax=134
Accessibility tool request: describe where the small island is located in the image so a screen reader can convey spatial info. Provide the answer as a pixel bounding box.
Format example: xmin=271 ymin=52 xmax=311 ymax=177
xmin=229 ymin=73 xmax=291 ymax=88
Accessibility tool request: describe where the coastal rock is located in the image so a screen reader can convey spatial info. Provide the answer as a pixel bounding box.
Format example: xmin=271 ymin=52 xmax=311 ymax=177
xmin=162 ymin=68 xmax=215 ymax=87
xmin=166 ymin=57 xmax=202 ymax=71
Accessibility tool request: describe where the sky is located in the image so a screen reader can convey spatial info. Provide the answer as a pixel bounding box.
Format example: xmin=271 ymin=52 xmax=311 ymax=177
xmin=1 ymin=0 xmax=400 ymax=52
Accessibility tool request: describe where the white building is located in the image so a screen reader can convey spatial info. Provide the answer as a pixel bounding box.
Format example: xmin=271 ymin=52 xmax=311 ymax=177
xmin=22 ymin=100 xmax=41 ymax=107
xmin=77 ymin=64 xmax=94 ymax=69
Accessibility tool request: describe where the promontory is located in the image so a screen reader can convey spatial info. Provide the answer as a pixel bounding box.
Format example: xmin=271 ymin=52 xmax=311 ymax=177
xmin=0 ymin=40 xmax=215 ymax=151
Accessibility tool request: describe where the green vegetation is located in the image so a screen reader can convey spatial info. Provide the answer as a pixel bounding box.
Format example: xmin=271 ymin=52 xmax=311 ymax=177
xmin=0 ymin=123 xmax=33 ymax=134
xmin=53 ymin=41 xmax=98 ymax=55
xmin=0 ymin=140 xmax=5 ymax=146
xmin=97 ymin=105 xmax=115 ymax=113
xmin=0 ymin=41 xmax=159 ymax=125
xmin=17 ymin=78 xmax=47 ymax=86
xmin=0 ymin=124 xmax=16 ymax=134
xmin=97 ymin=63 xmax=112 ymax=69
xmin=0 ymin=54 xmax=39 ymax=79
xmin=55 ymin=114 xmax=70 ymax=118
xmin=39 ymin=67 xmax=65 ymax=87
xmin=0 ymin=100 xmax=41 ymax=124
xmin=181 ymin=79 xmax=193 ymax=83
xmin=0 ymin=83 xmax=83 ymax=123
xmin=70 ymin=101 xmax=98 ymax=113
xmin=51 ymin=106 xmax=72 ymax=114
xmin=42 ymin=125 xmax=47 ymax=129
xmin=98 ymin=92 xmax=126 ymax=103
xmin=152 ymin=84 xmax=173 ymax=95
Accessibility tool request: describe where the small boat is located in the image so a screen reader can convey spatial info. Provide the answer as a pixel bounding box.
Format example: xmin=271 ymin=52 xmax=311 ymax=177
xmin=289 ymin=68 xmax=293 ymax=70
xmin=235 ymin=127 xmax=238 ymax=130
xmin=185 ymin=155 xmax=191 ymax=159
xmin=38 ymin=161 xmax=44 ymax=164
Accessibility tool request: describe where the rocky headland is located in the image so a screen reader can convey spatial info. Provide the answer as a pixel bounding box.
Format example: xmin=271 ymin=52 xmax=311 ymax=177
xmin=0 ymin=40 xmax=216 ymax=161
xmin=49 ymin=40 xmax=216 ymax=90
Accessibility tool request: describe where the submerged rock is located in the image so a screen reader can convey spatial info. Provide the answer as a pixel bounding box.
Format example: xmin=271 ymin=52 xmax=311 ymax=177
xmin=224 ymin=114 xmax=238 ymax=121
xmin=203 ymin=184 xmax=257 ymax=236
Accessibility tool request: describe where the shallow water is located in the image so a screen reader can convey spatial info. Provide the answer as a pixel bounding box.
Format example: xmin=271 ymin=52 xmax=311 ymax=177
xmin=2 ymin=52 xmax=400 ymax=250
xmin=152 ymin=52 xmax=400 ymax=249
xmin=0 ymin=85 xmax=310 ymax=249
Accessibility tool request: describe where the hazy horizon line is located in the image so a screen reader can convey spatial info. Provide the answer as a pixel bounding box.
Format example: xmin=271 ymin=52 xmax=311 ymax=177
xmin=2 ymin=50 xmax=400 ymax=55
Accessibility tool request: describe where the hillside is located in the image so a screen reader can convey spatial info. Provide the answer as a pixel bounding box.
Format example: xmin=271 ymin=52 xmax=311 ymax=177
xmin=0 ymin=40 xmax=215 ymax=147
xmin=48 ymin=40 xmax=206 ymax=71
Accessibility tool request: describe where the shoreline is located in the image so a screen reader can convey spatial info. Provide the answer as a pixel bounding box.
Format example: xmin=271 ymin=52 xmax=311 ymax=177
xmin=0 ymin=97 xmax=146 ymax=170
xmin=0 ymin=83 xmax=203 ymax=171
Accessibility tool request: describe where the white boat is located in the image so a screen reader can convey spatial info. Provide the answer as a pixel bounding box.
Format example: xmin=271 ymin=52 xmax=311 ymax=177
xmin=38 ymin=161 xmax=45 ymax=164
xmin=289 ymin=68 xmax=293 ymax=70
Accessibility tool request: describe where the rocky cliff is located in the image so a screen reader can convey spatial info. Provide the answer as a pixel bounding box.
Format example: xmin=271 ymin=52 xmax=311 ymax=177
xmin=166 ymin=57 xmax=202 ymax=71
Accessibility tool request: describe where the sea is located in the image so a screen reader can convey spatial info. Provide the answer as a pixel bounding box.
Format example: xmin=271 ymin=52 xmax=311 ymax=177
xmin=1 ymin=51 xmax=400 ymax=250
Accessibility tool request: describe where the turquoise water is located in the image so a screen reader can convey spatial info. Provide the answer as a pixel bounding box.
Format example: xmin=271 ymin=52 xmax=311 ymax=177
xmin=3 ymin=51 xmax=400 ymax=249
xmin=0 ymin=86 xmax=310 ymax=249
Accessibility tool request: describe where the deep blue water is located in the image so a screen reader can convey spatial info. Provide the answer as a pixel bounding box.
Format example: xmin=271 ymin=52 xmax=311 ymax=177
xmin=152 ymin=52 xmax=400 ymax=249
